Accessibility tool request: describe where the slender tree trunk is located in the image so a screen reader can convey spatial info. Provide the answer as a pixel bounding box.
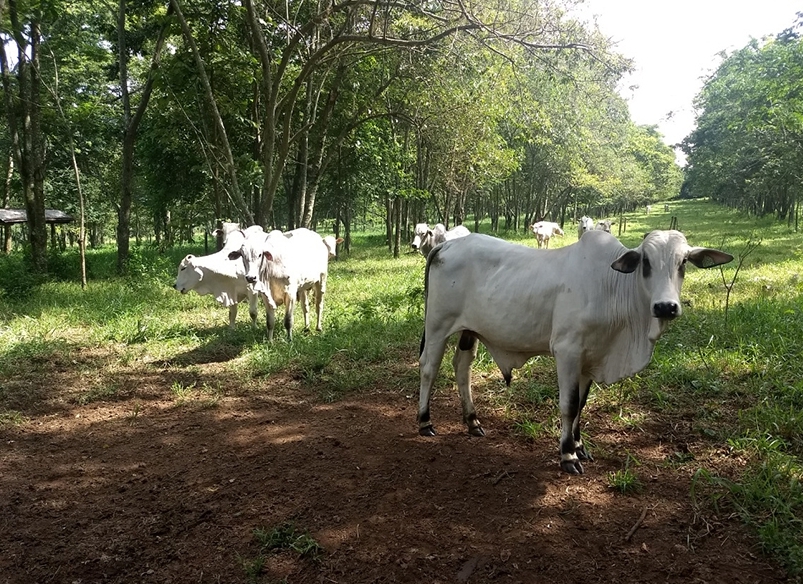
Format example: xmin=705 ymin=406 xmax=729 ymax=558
xmin=2 ymin=152 xmax=13 ymax=253
xmin=1 ymin=1 xmax=47 ymax=271
xmin=171 ymin=0 xmax=253 ymax=225
xmin=117 ymin=0 xmax=172 ymax=274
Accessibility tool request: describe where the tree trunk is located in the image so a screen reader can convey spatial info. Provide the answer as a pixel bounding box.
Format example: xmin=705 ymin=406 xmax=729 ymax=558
xmin=117 ymin=0 xmax=172 ymax=274
xmin=1 ymin=1 xmax=47 ymax=271
xmin=171 ymin=0 xmax=253 ymax=226
xmin=2 ymin=151 xmax=13 ymax=253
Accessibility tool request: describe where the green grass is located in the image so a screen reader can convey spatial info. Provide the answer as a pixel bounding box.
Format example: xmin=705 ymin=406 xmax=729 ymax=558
xmin=3 ymin=199 xmax=803 ymax=575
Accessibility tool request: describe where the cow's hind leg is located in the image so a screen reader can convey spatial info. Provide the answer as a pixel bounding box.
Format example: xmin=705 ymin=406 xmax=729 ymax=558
xmin=298 ymin=288 xmax=311 ymax=331
xmin=313 ymin=281 xmax=324 ymax=332
xmin=573 ymin=377 xmax=594 ymax=461
xmin=453 ymin=331 xmax=483 ymax=436
xmin=418 ymin=330 xmax=450 ymax=437
xmin=228 ymin=305 xmax=238 ymax=329
xmin=555 ymin=351 xmax=585 ymax=475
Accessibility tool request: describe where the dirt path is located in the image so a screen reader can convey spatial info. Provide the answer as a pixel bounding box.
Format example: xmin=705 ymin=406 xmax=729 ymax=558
xmin=0 ymin=369 xmax=788 ymax=584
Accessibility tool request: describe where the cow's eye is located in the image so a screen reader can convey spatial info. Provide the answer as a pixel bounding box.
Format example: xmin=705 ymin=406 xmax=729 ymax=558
xmin=642 ymin=257 xmax=652 ymax=278
xmin=679 ymin=259 xmax=687 ymax=276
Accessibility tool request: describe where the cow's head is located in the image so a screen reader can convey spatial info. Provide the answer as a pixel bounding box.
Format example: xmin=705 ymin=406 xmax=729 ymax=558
xmin=227 ymin=229 xmax=284 ymax=290
xmin=174 ymin=255 xmax=202 ymax=293
xmin=610 ymin=230 xmax=734 ymax=318
xmin=411 ymin=223 xmax=430 ymax=250
xmin=610 ymin=230 xmax=733 ymax=338
xmin=228 ymin=232 xmax=267 ymax=286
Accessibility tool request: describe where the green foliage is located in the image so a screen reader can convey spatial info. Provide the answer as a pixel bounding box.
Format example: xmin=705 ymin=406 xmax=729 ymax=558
xmin=607 ymin=454 xmax=642 ymax=495
xmin=253 ymin=523 xmax=324 ymax=559
xmin=684 ymin=27 xmax=803 ymax=218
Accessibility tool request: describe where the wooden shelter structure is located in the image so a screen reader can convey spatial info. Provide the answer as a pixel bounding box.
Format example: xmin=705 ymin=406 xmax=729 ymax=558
xmin=0 ymin=208 xmax=74 ymax=225
xmin=1 ymin=208 xmax=75 ymax=253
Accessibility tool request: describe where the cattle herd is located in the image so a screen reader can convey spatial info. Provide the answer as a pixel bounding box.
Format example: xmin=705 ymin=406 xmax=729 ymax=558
xmin=174 ymin=218 xmax=733 ymax=475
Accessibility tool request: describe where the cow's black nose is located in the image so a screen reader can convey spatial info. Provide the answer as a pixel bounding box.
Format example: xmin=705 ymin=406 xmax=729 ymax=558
xmin=653 ymin=301 xmax=679 ymax=319
xmin=246 ymin=275 xmax=257 ymax=284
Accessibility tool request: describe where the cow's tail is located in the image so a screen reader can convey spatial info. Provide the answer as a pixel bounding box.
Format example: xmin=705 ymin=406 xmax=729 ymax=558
xmin=420 ymin=241 xmax=445 ymax=357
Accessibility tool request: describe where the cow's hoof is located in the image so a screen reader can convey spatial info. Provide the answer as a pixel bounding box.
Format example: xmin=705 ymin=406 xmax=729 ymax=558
xmin=576 ymin=445 xmax=594 ymax=461
xmin=468 ymin=426 xmax=486 ymax=437
xmin=419 ymin=425 xmax=437 ymax=437
xmin=560 ymin=459 xmax=585 ymax=475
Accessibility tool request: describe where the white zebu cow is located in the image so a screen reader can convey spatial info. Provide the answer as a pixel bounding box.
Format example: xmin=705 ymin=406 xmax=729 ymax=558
xmin=229 ymin=227 xmax=330 ymax=341
xmin=417 ymin=230 xmax=732 ymax=474
xmin=322 ymin=235 xmax=344 ymax=259
xmin=411 ymin=223 xmax=470 ymax=257
xmin=577 ymin=216 xmax=595 ymax=239
xmin=595 ymin=219 xmax=614 ymax=233
xmin=530 ymin=221 xmax=564 ymax=249
xmin=174 ymin=229 xmax=259 ymax=329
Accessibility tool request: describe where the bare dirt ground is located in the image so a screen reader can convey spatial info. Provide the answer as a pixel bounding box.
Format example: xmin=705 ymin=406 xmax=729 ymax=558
xmin=0 ymin=346 xmax=790 ymax=584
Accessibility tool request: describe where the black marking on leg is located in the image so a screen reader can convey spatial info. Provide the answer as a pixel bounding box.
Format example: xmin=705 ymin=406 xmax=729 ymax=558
xmin=458 ymin=331 xmax=477 ymax=351
xmin=576 ymin=444 xmax=594 ymax=461
xmin=465 ymin=413 xmax=485 ymax=437
xmin=560 ymin=459 xmax=585 ymax=475
xmin=419 ymin=331 xmax=426 ymax=357
xmin=419 ymin=425 xmax=437 ymax=437
xmin=418 ymin=410 xmax=431 ymax=426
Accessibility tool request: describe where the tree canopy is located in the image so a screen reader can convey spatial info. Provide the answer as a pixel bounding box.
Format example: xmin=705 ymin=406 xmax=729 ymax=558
xmin=683 ymin=17 xmax=803 ymax=224
xmin=0 ymin=0 xmax=684 ymax=271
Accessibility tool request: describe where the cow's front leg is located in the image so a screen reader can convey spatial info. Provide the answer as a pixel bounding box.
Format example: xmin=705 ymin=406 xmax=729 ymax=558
xmin=556 ymin=352 xmax=584 ymax=475
xmin=248 ymin=293 xmax=259 ymax=328
xmin=261 ymin=294 xmax=276 ymax=341
xmin=283 ymin=291 xmax=295 ymax=340
xmin=453 ymin=331 xmax=483 ymax=436
xmin=228 ymin=305 xmax=238 ymax=329
xmin=573 ymin=377 xmax=594 ymax=461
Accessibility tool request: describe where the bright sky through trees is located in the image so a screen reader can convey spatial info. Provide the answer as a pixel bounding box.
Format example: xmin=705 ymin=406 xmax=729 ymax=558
xmin=574 ymin=0 xmax=800 ymax=163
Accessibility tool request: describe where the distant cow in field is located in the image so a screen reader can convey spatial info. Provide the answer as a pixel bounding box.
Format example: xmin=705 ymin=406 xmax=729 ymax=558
xmin=664 ymin=203 xmax=670 ymax=212
xmin=646 ymin=204 xmax=652 ymax=214
xmin=530 ymin=221 xmax=564 ymax=249
xmin=577 ymin=216 xmax=595 ymax=239
xmin=229 ymin=227 xmax=331 ymax=341
xmin=416 ymin=230 xmax=733 ymax=474
xmin=411 ymin=223 xmax=470 ymax=257
xmin=174 ymin=229 xmax=259 ymax=329
xmin=595 ymin=219 xmax=614 ymax=233
xmin=322 ymin=235 xmax=344 ymax=259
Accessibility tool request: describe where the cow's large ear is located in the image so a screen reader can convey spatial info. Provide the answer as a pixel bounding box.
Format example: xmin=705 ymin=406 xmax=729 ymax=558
xmin=227 ymin=251 xmax=241 ymax=260
xmin=611 ymin=250 xmax=641 ymax=273
xmin=687 ymin=247 xmax=734 ymax=269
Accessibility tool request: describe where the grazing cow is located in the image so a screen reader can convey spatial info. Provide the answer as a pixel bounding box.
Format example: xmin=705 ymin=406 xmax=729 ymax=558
xmin=411 ymin=223 xmax=471 ymax=257
xmin=577 ymin=216 xmax=595 ymax=239
xmin=174 ymin=229 xmax=259 ymax=329
xmin=417 ymin=230 xmax=733 ymax=474
xmin=595 ymin=219 xmax=614 ymax=233
xmin=664 ymin=203 xmax=670 ymax=212
xmin=530 ymin=221 xmax=564 ymax=249
xmin=229 ymin=227 xmax=330 ymax=341
xmin=646 ymin=204 xmax=652 ymax=214
xmin=322 ymin=235 xmax=344 ymax=259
